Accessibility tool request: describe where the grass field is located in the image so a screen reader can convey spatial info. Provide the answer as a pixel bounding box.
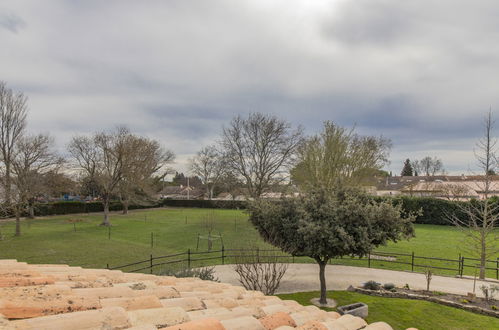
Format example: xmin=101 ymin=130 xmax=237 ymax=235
xmin=277 ymin=291 xmax=499 ymax=330
xmin=0 ymin=207 xmax=497 ymax=277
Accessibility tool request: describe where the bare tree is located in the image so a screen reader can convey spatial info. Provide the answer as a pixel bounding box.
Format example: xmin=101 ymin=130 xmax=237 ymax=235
xmin=119 ymin=135 xmax=174 ymax=214
xmin=220 ymin=113 xmax=303 ymax=198
xmin=10 ymin=134 xmax=63 ymax=235
xmin=0 ymin=82 xmax=28 ymax=205
xmin=68 ymin=127 xmax=130 ymax=226
xmin=233 ymin=248 xmax=288 ymax=295
xmin=291 ymin=121 xmax=391 ymax=190
xmin=189 ymin=145 xmax=225 ymax=199
xmin=413 ymin=156 xmax=444 ymax=176
xmin=448 ymin=112 xmax=499 ymax=279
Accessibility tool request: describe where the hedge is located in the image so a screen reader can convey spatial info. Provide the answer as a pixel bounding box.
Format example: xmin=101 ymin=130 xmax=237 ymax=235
xmin=8 ymin=196 xmax=496 ymax=226
xmin=160 ymin=199 xmax=247 ymax=209
xmin=161 ymin=197 xmax=492 ymax=226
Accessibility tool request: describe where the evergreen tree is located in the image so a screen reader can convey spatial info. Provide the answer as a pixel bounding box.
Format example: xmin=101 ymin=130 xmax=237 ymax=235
xmin=401 ymin=159 xmax=413 ymax=176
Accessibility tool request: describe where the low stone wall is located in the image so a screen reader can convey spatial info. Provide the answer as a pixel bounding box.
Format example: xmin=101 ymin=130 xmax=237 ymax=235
xmin=352 ymin=287 xmax=499 ymax=318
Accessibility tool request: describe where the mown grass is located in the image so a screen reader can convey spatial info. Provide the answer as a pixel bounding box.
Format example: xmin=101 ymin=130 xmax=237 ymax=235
xmin=0 ymin=207 xmax=497 ymax=277
xmin=277 ymin=291 xmax=499 ymax=330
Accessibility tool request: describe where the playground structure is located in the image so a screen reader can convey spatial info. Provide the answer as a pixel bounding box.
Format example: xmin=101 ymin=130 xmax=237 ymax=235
xmin=196 ymin=232 xmax=224 ymax=251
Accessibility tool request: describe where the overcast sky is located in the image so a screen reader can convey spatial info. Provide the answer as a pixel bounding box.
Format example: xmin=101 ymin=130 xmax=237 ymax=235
xmin=1 ymin=0 xmax=498 ymax=175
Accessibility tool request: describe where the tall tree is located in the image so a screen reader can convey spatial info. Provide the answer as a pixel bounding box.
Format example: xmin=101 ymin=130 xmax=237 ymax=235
xmin=11 ymin=134 xmax=63 ymax=235
xmin=189 ymin=145 xmax=225 ymax=199
xmin=0 ymin=82 xmax=28 ymax=205
xmin=291 ymin=121 xmax=391 ymax=189
xmin=119 ymin=135 xmax=174 ymax=214
xmin=221 ymin=113 xmax=303 ymax=198
xmin=401 ymin=159 xmax=413 ymax=176
xmin=68 ymin=127 xmax=130 ymax=226
xmin=448 ymin=112 xmax=499 ymax=279
xmin=248 ymin=187 xmax=415 ymax=305
xmin=413 ymin=156 xmax=444 ymax=176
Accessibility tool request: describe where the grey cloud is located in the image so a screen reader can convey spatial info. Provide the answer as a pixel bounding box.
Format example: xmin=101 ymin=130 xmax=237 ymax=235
xmin=0 ymin=0 xmax=498 ymax=174
xmin=0 ymin=12 xmax=25 ymax=33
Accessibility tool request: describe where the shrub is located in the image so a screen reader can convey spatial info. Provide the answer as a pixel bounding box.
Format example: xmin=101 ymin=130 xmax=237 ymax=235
xmin=491 ymin=305 xmax=498 ymax=310
xmin=363 ymin=281 xmax=381 ymax=290
xmin=460 ymin=299 xmax=470 ymax=304
xmin=233 ymin=249 xmax=288 ymax=295
xmin=160 ymin=266 xmax=219 ymax=282
xmin=403 ymin=283 xmax=410 ymax=290
xmin=383 ymin=283 xmax=396 ymax=290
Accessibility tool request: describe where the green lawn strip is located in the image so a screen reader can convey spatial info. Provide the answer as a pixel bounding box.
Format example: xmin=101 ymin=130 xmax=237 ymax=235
xmin=277 ymin=291 xmax=499 ymax=330
xmin=0 ymin=208 xmax=497 ymax=278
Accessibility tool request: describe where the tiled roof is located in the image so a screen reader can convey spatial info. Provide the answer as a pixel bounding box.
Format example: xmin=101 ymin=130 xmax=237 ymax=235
xmin=0 ymin=259 xmax=397 ymax=330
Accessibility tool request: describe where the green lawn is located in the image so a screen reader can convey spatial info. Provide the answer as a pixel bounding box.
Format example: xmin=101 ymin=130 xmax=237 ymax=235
xmin=0 ymin=207 xmax=497 ymax=277
xmin=277 ymin=291 xmax=499 ymax=330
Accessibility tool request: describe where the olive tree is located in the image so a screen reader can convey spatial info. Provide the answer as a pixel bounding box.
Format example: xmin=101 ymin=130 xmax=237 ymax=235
xmin=248 ymin=188 xmax=415 ymax=305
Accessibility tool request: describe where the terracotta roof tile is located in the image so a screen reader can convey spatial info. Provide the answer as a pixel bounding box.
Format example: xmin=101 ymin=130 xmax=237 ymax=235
xmin=0 ymin=259 xmax=395 ymax=330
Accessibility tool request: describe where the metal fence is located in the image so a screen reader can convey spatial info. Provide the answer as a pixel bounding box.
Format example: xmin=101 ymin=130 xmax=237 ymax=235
xmin=108 ymin=247 xmax=499 ymax=280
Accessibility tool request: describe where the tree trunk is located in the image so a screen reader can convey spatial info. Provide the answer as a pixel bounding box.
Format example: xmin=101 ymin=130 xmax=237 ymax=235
xmin=4 ymin=163 xmax=11 ymax=205
xmin=15 ymin=208 xmax=21 ymax=236
xmin=122 ymin=199 xmax=129 ymax=215
xmin=318 ymin=260 xmax=328 ymax=304
xmin=210 ymin=186 xmax=214 ymax=200
xmin=28 ymin=199 xmax=35 ymax=219
xmin=101 ymin=195 xmax=111 ymax=226
xmin=480 ymin=231 xmax=486 ymax=279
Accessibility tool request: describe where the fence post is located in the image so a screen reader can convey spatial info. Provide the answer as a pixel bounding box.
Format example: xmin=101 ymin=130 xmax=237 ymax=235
xmin=458 ymin=253 xmax=461 ymax=276
xmin=149 ymin=254 xmax=153 ymax=274
xmin=188 ymin=249 xmax=191 ymax=269
xmin=222 ymin=245 xmax=225 ymax=265
xmin=461 ymin=257 xmax=465 ymax=277
xmin=368 ymin=253 xmax=371 ymax=268
xmin=106 ymin=263 xmax=109 ymax=270
xmin=496 ymin=258 xmax=498 ymax=280
xmin=411 ymin=252 xmax=414 ymax=272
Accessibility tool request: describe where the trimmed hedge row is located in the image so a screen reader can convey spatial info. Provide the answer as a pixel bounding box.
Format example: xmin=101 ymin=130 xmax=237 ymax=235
xmin=13 ymin=196 xmax=493 ymax=226
xmin=159 ymin=196 xmax=487 ymax=226
xmin=13 ymin=201 xmax=161 ymax=217
xmin=160 ymin=199 xmax=247 ymax=209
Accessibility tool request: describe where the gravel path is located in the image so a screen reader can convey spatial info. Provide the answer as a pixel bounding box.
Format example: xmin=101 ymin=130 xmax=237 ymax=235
xmin=213 ymin=264 xmax=497 ymax=297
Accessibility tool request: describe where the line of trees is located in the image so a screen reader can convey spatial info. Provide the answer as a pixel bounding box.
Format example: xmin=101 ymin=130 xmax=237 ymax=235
xmin=0 ymin=81 xmax=175 ymax=233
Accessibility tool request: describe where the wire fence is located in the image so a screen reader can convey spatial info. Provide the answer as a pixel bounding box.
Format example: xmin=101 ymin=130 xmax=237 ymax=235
xmin=108 ymin=247 xmax=499 ymax=281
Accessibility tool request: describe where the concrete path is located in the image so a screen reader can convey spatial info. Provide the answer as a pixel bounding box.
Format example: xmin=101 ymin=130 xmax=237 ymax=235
xmin=213 ymin=264 xmax=497 ymax=298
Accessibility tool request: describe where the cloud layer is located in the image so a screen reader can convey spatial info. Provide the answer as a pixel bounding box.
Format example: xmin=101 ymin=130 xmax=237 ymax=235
xmin=1 ymin=0 xmax=498 ymax=174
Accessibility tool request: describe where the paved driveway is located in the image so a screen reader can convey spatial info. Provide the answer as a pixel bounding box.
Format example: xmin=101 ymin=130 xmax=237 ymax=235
xmin=213 ymin=264 xmax=496 ymax=297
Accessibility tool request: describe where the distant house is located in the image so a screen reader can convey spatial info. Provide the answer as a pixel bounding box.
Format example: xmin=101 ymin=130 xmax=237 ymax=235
xmin=160 ymin=185 xmax=204 ymax=200
xmin=375 ymin=175 xmax=499 ymax=200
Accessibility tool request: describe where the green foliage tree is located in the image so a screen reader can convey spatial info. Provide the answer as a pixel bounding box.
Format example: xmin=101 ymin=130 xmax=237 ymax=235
xmin=248 ymin=187 xmax=416 ymax=304
xmin=291 ymin=121 xmax=391 ymax=190
xmin=401 ymin=159 xmax=413 ymax=176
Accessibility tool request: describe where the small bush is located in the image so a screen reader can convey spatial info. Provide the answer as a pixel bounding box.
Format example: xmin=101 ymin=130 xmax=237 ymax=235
xmin=403 ymin=283 xmax=410 ymax=290
xmin=383 ymin=283 xmax=395 ymax=290
xmin=460 ymin=299 xmax=470 ymax=304
xmin=432 ymin=291 xmax=446 ymax=296
xmin=161 ymin=266 xmax=219 ymax=282
xmin=363 ymin=280 xmax=381 ymax=290
xmin=491 ymin=305 xmax=498 ymax=310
